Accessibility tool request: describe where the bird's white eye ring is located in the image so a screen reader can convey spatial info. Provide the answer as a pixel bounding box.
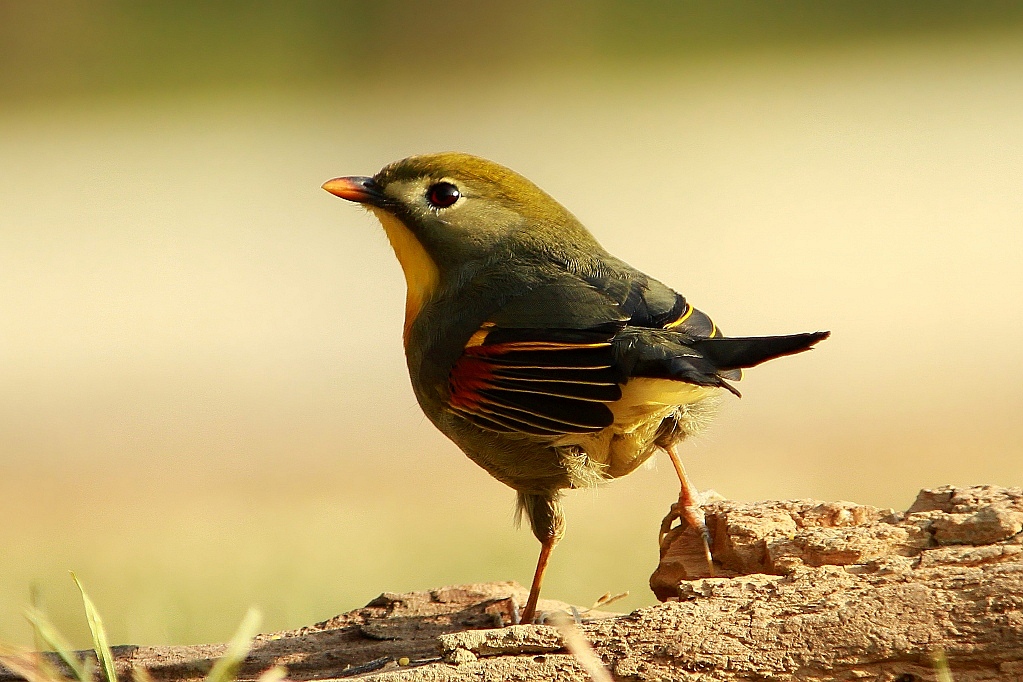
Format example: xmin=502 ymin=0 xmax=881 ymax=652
xmin=426 ymin=182 xmax=460 ymax=208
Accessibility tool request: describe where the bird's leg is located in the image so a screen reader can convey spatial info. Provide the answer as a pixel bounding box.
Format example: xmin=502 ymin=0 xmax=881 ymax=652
xmin=517 ymin=491 xmax=565 ymax=624
xmin=664 ymin=444 xmax=714 ymax=575
xmin=520 ymin=536 xmax=557 ymax=625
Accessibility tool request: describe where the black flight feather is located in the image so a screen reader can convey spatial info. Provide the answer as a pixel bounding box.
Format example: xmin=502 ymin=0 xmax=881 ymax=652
xmin=477 ymin=389 xmax=615 ymax=430
xmin=689 ymin=331 xmax=831 ymax=370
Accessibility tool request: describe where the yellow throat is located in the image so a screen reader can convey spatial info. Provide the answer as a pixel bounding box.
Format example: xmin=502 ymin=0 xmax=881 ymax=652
xmin=368 ymin=207 xmax=441 ymax=343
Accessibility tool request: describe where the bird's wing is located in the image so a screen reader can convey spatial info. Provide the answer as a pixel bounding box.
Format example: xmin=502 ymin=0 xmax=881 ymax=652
xmin=592 ymin=270 xmax=783 ymax=388
xmin=612 ymin=327 xmax=741 ymax=397
xmin=597 ymin=273 xmax=829 ymax=379
xmin=586 ymin=270 xmax=729 ymax=335
xmin=446 ymin=280 xmax=628 ymax=436
xmin=445 ymin=273 xmax=827 ymax=436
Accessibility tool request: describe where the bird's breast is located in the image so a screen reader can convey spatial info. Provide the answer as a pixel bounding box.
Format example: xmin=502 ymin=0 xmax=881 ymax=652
xmin=368 ymin=207 xmax=441 ymax=344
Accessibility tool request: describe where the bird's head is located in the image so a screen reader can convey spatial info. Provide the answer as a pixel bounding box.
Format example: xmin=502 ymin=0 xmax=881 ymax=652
xmin=322 ymin=152 xmax=598 ymax=267
xmin=322 ymin=152 xmax=598 ymax=336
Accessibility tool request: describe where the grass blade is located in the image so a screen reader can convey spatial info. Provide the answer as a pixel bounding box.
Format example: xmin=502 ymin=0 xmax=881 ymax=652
xmin=26 ymin=586 xmax=69 ymax=682
xmin=548 ymin=611 xmax=613 ymax=682
xmin=204 ymin=608 xmax=262 ymax=682
xmin=255 ymin=665 xmax=287 ymax=682
xmin=0 ymin=644 xmax=65 ymax=682
xmin=70 ymin=572 xmax=117 ymax=682
xmin=932 ymin=648 xmax=955 ymax=682
xmin=23 ymin=607 xmax=88 ymax=682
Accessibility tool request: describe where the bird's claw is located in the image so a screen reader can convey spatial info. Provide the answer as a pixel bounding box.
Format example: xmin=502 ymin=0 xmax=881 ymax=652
xmin=659 ymin=497 xmax=716 ymax=577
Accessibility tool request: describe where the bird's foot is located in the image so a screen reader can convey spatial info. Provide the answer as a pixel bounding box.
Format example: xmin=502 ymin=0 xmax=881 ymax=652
xmin=681 ymin=499 xmax=715 ymax=577
xmin=659 ymin=493 xmax=717 ymax=577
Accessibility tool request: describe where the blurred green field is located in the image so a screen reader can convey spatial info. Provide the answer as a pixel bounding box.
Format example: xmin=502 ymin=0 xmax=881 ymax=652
xmin=2 ymin=4 xmax=1023 ymax=650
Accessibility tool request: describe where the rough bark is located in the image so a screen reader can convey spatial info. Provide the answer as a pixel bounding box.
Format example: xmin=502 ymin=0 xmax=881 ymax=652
xmin=3 ymin=485 xmax=1022 ymax=681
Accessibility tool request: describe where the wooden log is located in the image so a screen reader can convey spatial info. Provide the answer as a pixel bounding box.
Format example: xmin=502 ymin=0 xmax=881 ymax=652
xmin=3 ymin=486 xmax=1021 ymax=681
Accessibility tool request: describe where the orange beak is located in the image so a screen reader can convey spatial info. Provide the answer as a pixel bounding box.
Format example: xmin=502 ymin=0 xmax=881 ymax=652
xmin=321 ymin=176 xmax=387 ymax=205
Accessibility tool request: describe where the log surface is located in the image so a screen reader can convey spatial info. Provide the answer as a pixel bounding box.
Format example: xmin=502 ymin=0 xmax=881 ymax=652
xmin=3 ymin=485 xmax=1021 ymax=681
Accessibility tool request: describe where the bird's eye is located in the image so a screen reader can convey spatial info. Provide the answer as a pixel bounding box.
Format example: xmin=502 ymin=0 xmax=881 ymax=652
xmin=426 ymin=182 xmax=460 ymax=208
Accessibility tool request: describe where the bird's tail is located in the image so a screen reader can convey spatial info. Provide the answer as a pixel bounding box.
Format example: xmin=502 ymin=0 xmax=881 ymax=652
xmin=691 ymin=331 xmax=830 ymax=371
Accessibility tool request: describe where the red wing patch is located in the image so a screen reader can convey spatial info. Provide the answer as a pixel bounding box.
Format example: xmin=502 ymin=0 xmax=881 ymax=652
xmin=448 ymin=336 xmax=622 ymax=437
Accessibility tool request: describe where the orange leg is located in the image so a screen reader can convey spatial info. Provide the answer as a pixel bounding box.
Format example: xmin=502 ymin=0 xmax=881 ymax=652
xmin=665 ymin=444 xmax=715 ymax=575
xmin=519 ymin=536 xmax=557 ymax=624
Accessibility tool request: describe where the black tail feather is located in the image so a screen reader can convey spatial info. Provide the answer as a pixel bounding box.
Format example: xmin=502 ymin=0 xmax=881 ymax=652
xmin=691 ymin=331 xmax=830 ymax=370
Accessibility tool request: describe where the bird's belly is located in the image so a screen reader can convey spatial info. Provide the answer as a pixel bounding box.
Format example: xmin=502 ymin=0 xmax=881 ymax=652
xmin=557 ymin=378 xmax=721 ymax=482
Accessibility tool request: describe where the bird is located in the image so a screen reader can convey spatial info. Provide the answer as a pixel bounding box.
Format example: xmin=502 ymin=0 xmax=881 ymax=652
xmin=321 ymin=152 xmax=828 ymax=623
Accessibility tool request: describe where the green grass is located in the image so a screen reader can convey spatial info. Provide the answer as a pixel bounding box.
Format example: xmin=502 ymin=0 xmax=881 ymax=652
xmin=1 ymin=575 xmax=274 ymax=682
xmin=70 ymin=574 xmax=117 ymax=682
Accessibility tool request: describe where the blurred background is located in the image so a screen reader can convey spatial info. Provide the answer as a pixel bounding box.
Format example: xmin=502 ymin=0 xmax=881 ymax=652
xmin=2 ymin=0 xmax=1022 ymax=648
